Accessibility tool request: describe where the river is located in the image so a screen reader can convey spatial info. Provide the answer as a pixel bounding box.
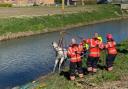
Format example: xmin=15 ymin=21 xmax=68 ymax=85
xmin=0 ymin=19 xmax=128 ymax=89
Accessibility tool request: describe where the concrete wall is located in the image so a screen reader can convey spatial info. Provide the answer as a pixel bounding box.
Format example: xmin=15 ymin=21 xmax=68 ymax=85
xmin=121 ymin=4 xmax=128 ymax=9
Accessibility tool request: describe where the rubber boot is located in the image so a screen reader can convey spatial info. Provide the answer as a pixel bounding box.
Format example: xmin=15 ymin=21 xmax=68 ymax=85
xmin=92 ymin=68 xmax=97 ymax=73
xmin=108 ymin=67 xmax=113 ymax=71
xmin=79 ymin=73 xmax=84 ymax=78
xmin=70 ymin=76 xmax=75 ymax=81
xmin=87 ymin=67 xmax=93 ymax=72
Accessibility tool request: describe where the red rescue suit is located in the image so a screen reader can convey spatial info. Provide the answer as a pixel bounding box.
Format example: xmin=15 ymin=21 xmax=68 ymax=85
xmin=68 ymin=44 xmax=83 ymax=62
xmin=105 ymin=41 xmax=117 ymax=55
xmin=86 ymin=38 xmax=104 ymax=57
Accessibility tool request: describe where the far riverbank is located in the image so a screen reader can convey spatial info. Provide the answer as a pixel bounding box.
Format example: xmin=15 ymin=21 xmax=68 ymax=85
xmin=0 ymin=5 xmax=127 ymax=41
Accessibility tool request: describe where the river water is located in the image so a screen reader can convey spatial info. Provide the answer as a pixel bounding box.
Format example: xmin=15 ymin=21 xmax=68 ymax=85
xmin=0 ymin=19 xmax=128 ymax=89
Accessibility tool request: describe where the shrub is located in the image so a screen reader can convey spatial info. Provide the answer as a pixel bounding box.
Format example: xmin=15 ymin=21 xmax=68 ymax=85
xmin=0 ymin=3 xmax=12 ymax=7
xmin=33 ymin=2 xmax=39 ymax=6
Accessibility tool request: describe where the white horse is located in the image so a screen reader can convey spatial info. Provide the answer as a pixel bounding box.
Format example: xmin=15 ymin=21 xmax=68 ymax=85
xmin=52 ymin=41 xmax=67 ymax=73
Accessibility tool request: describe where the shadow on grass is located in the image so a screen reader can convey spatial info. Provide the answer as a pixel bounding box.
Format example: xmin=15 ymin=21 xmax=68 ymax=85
xmin=117 ymin=49 xmax=128 ymax=54
xmin=60 ymin=71 xmax=70 ymax=80
xmin=59 ymin=67 xmax=89 ymax=80
xmin=97 ymin=64 xmax=106 ymax=70
xmin=82 ymin=68 xmax=89 ymax=75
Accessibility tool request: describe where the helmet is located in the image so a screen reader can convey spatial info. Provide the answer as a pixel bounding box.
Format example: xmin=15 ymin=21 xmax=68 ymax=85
xmin=106 ymin=33 xmax=113 ymax=39
xmin=71 ymin=38 xmax=76 ymax=44
xmin=97 ymin=36 xmax=102 ymax=42
xmin=82 ymin=39 xmax=86 ymax=43
xmin=94 ymin=32 xmax=98 ymax=38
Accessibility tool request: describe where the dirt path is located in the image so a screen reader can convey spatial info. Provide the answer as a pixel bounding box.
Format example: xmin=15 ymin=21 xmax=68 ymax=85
xmin=0 ymin=6 xmax=97 ymax=18
xmin=95 ymin=80 xmax=128 ymax=89
xmin=74 ymin=75 xmax=128 ymax=89
xmin=75 ymin=79 xmax=128 ymax=89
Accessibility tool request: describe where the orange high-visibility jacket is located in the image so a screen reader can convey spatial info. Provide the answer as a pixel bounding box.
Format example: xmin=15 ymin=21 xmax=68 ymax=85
xmin=105 ymin=41 xmax=117 ymax=55
xmin=86 ymin=38 xmax=104 ymax=57
xmin=67 ymin=44 xmax=83 ymax=62
xmin=79 ymin=42 xmax=86 ymax=51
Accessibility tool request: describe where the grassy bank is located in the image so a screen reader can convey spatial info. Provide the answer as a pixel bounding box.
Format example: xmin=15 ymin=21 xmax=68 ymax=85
xmin=0 ymin=4 xmax=125 ymax=41
xmin=19 ymin=40 xmax=128 ymax=89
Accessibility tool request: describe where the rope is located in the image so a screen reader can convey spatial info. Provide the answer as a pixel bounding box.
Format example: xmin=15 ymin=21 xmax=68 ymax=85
xmin=58 ymin=31 xmax=65 ymax=47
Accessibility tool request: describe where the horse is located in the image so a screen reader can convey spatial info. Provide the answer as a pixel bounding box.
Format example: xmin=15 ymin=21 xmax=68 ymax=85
xmin=52 ymin=41 xmax=67 ymax=73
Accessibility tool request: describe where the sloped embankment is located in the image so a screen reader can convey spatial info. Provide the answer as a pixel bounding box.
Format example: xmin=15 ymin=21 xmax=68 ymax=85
xmin=18 ymin=40 xmax=128 ymax=89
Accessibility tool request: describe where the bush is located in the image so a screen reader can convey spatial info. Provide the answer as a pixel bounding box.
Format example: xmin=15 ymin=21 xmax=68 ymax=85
xmin=0 ymin=3 xmax=12 ymax=7
xmin=84 ymin=0 xmax=97 ymax=4
xmin=33 ymin=2 xmax=39 ymax=6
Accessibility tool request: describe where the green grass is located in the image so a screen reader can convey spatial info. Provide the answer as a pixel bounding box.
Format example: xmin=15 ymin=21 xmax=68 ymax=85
xmin=19 ymin=40 xmax=128 ymax=89
xmin=0 ymin=5 xmax=122 ymax=36
xmin=11 ymin=5 xmax=128 ymax=89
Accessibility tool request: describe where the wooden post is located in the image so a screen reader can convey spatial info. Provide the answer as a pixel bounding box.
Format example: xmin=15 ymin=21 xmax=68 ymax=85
xmin=82 ymin=0 xmax=84 ymax=6
xmin=67 ymin=0 xmax=70 ymax=6
xmin=62 ymin=0 xmax=65 ymax=14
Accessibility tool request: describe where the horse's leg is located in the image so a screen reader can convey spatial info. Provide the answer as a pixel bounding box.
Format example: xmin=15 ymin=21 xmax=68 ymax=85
xmin=59 ymin=57 xmax=65 ymax=73
xmin=53 ymin=56 xmax=59 ymax=73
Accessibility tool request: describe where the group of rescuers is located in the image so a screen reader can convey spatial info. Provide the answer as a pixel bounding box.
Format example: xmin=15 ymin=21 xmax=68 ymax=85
xmin=67 ymin=33 xmax=117 ymax=80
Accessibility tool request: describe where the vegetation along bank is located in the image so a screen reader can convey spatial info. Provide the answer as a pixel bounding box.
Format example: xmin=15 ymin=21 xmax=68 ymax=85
xmin=18 ymin=40 xmax=128 ymax=89
xmin=0 ymin=4 xmax=127 ymax=41
xmin=9 ymin=4 xmax=128 ymax=89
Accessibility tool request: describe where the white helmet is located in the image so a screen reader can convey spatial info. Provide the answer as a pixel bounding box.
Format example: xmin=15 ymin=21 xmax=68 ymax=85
xmin=94 ymin=32 xmax=98 ymax=38
xmin=71 ymin=38 xmax=76 ymax=44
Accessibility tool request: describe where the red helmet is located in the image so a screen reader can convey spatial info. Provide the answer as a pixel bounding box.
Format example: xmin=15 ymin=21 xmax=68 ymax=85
xmin=106 ymin=33 xmax=113 ymax=39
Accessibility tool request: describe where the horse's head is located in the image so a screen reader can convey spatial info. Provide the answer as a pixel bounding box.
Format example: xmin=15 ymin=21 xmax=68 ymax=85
xmin=52 ymin=41 xmax=67 ymax=57
xmin=52 ymin=41 xmax=58 ymax=49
